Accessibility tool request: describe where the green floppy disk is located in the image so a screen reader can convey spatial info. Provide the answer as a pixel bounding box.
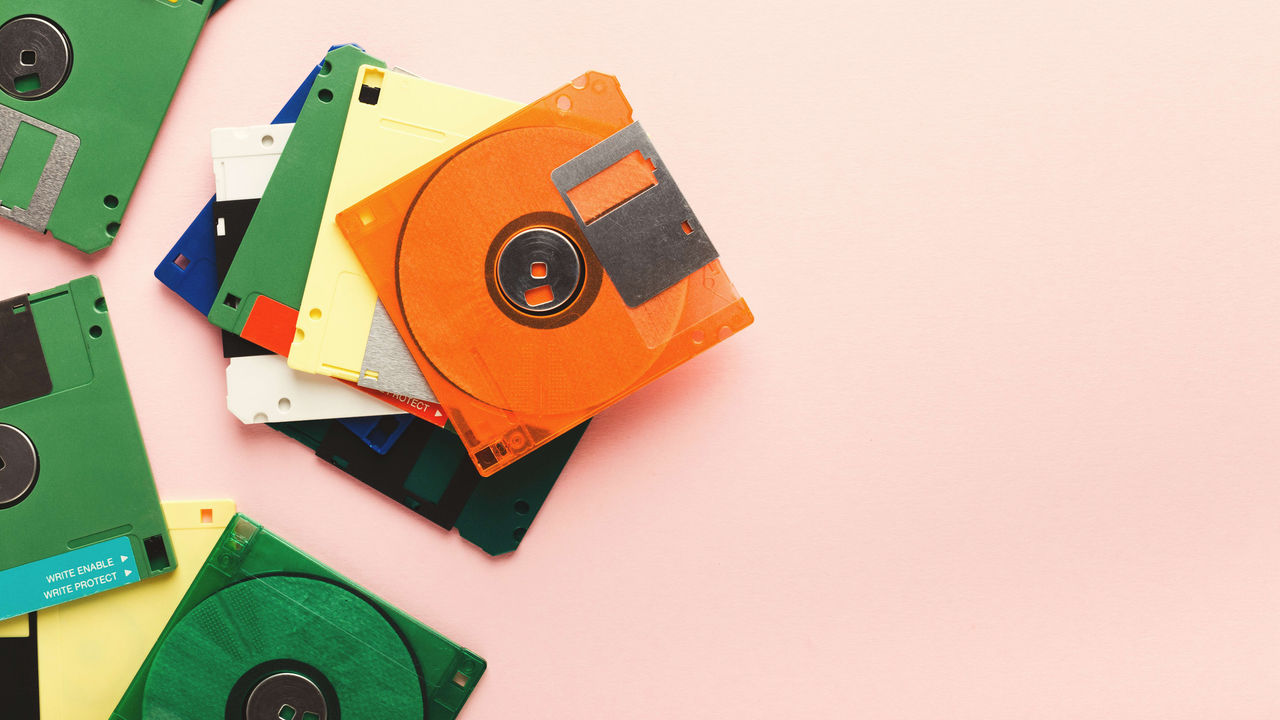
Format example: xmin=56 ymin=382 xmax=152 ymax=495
xmin=0 ymin=1 xmax=212 ymax=252
xmin=112 ymin=514 xmax=485 ymax=720
xmin=0 ymin=275 xmax=174 ymax=621
xmin=208 ymin=44 xmax=385 ymax=352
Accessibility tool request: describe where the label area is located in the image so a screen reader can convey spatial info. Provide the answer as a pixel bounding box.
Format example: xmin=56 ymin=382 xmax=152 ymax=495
xmin=0 ymin=536 xmax=141 ymax=620
xmin=0 ymin=121 xmax=55 ymax=211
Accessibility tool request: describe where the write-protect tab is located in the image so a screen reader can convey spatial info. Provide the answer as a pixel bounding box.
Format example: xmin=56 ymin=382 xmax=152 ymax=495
xmin=0 ymin=536 xmax=140 ymax=620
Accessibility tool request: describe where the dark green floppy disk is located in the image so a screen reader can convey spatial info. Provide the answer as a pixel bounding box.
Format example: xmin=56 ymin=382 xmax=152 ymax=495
xmin=0 ymin=276 xmax=174 ymax=621
xmin=272 ymin=418 xmax=589 ymax=556
xmin=0 ymin=1 xmax=212 ymax=252
xmin=112 ymin=514 xmax=485 ymax=720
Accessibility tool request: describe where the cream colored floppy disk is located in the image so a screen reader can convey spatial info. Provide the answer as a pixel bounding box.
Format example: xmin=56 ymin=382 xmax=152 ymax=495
xmin=287 ymin=66 xmax=519 ymax=400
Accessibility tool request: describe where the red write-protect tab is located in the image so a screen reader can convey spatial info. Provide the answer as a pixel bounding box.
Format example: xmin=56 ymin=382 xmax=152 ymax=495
xmin=240 ymin=296 xmax=296 ymax=357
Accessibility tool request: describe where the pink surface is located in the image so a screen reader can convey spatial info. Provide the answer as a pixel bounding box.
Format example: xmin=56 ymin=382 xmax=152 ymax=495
xmin=2 ymin=1 xmax=1279 ymax=717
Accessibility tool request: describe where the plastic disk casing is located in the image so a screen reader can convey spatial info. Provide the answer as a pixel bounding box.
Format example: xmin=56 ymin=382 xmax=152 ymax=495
xmin=206 ymin=120 xmax=419 ymax=425
xmin=0 ymin=276 xmax=175 ymax=619
xmin=155 ymin=49 xmax=337 ymax=315
xmin=110 ymin=514 xmax=485 ymax=720
xmin=207 ymin=45 xmax=383 ymax=347
xmin=201 ymin=46 xmax=446 ymax=426
xmin=211 ymin=121 xmax=292 ymax=359
xmin=227 ymin=353 xmax=401 ymax=424
xmin=0 ymin=501 xmax=234 ymax=719
xmin=287 ymin=66 xmax=520 ymax=403
xmin=0 ymin=1 xmax=211 ymax=252
xmin=338 ymin=73 xmax=753 ymax=475
xmin=272 ymin=417 xmax=588 ymax=555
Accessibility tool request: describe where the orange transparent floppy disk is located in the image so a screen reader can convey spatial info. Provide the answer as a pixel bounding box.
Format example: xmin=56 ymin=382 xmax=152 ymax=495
xmin=338 ymin=72 xmax=753 ymax=476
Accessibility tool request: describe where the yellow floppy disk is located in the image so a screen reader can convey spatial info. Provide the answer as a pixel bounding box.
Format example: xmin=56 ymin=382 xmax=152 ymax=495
xmin=0 ymin=614 xmax=26 ymax=636
xmin=287 ymin=66 xmax=519 ymax=401
xmin=0 ymin=500 xmax=234 ymax=718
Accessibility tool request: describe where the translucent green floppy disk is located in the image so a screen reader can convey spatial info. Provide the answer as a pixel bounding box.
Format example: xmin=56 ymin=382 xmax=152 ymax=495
xmin=0 ymin=275 xmax=174 ymax=621
xmin=112 ymin=514 xmax=485 ymax=720
xmin=0 ymin=0 xmax=212 ymax=252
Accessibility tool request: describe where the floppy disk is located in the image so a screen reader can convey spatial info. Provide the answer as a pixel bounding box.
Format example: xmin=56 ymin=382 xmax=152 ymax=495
xmin=273 ymin=417 xmax=589 ymax=555
xmin=111 ymin=514 xmax=485 ymax=720
xmin=197 ymin=48 xmax=447 ymax=426
xmin=0 ymin=1 xmax=211 ymax=252
xmin=0 ymin=500 xmax=234 ymax=719
xmin=288 ymin=66 xmax=520 ymax=403
xmin=155 ymin=49 xmax=335 ymax=315
xmin=213 ymin=122 xmax=293 ymax=359
xmin=208 ymin=120 xmax=412 ymax=424
xmin=0 ymin=276 xmax=174 ymax=620
xmin=208 ymin=44 xmax=384 ymax=352
xmin=228 ymin=354 xmax=402 ymax=424
xmin=339 ymin=72 xmax=753 ymax=475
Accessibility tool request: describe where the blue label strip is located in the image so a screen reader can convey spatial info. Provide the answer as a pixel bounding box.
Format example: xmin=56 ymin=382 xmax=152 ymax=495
xmin=0 ymin=536 xmax=141 ymax=621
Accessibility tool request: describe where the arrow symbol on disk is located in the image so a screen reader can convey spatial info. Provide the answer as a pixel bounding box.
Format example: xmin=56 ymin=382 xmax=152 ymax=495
xmin=120 ymin=556 xmax=129 ymax=562
xmin=124 ymin=570 xmax=132 ymax=577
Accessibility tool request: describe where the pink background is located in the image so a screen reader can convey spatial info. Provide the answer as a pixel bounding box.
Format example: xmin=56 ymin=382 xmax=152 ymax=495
xmin=3 ymin=0 xmax=1280 ymax=717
